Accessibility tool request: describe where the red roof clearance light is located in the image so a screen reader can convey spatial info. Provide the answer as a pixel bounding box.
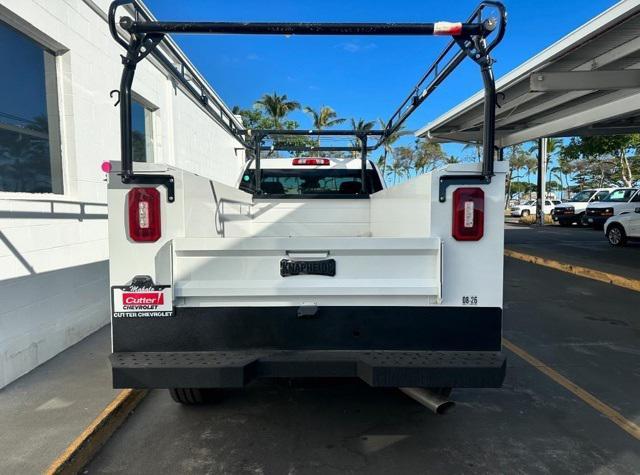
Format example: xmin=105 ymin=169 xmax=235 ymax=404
xmin=452 ymin=187 xmax=484 ymax=241
xmin=292 ymin=158 xmax=330 ymax=166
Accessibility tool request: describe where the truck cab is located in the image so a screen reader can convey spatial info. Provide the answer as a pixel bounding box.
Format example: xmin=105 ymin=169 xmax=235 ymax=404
xmin=238 ymin=157 xmax=385 ymax=197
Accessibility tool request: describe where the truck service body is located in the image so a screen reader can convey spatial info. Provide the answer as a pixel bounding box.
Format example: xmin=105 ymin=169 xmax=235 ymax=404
xmin=106 ymin=0 xmax=508 ymax=403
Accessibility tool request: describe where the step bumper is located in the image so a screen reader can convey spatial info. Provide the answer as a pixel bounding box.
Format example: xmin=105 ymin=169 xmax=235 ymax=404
xmin=111 ymin=350 xmax=506 ymax=389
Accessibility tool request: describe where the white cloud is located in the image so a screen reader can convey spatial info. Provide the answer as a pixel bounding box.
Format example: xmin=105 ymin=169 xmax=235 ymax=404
xmin=338 ymin=41 xmax=377 ymax=53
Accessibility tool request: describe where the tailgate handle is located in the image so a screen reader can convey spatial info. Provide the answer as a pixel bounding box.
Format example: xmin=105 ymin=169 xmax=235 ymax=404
xmin=286 ymin=251 xmax=329 ymax=260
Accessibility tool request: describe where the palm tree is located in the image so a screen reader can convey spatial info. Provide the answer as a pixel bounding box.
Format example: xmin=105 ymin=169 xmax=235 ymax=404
xmin=376 ymin=119 xmax=409 ymax=184
xmin=527 ymin=137 xmax=563 ymax=182
xmin=304 ymin=106 xmax=345 ymax=130
xmin=349 ymin=118 xmax=376 ymax=158
xmin=303 ymin=106 xmax=346 ymax=149
xmin=255 ymin=92 xmax=300 ymax=129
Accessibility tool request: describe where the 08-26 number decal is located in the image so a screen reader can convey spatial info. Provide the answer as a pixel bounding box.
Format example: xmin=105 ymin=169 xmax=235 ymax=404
xmin=462 ymin=295 xmax=478 ymax=305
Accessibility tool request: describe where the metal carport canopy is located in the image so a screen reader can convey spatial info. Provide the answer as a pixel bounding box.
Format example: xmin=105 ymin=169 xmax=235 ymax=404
xmin=416 ymin=0 xmax=640 ymax=148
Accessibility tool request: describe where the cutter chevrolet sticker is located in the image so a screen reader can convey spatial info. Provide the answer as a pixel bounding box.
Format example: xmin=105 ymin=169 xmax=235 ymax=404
xmin=111 ymin=284 xmax=173 ymax=318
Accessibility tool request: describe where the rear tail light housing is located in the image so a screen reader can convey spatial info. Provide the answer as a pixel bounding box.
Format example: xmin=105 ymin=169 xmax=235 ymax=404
xmin=128 ymin=187 xmax=161 ymax=242
xmin=452 ymin=187 xmax=484 ymax=241
xmin=292 ymin=158 xmax=330 ymax=166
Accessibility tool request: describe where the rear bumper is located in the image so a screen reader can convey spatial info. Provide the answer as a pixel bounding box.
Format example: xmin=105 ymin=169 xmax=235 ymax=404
xmin=111 ymin=305 xmax=505 ymax=388
xmin=111 ymin=350 xmax=506 ymax=388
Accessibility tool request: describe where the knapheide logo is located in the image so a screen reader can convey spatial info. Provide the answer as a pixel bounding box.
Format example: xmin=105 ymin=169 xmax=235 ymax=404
xmin=122 ymin=292 xmax=164 ymax=305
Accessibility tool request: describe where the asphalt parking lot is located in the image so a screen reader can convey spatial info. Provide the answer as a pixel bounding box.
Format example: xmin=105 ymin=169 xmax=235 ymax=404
xmin=83 ymin=226 xmax=640 ymax=474
xmin=505 ymin=223 xmax=640 ymax=280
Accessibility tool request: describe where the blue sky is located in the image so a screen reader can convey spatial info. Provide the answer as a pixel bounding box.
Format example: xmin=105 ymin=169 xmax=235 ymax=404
xmin=146 ymin=0 xmax=618 ymax=161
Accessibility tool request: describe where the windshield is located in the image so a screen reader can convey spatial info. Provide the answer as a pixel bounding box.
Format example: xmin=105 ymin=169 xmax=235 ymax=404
xmin=239 ymin=168 xmax=383 ymax=197
xmin=602 ymin=189 xmax=637 ymax=202
xmin=570 ymin=190 xmax=594 ymax=202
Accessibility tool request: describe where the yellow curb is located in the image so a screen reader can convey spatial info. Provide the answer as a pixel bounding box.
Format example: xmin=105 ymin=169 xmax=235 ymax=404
xmin=503 ymin=338 xmax=640 ymax=441
xmin=44 ymin=389 xmax=148 ymax=475
xmin=504 ymin=249 xmax=640 ymax=293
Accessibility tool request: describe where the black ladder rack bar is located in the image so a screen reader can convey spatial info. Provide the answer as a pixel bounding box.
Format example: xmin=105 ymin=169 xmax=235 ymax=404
xmin=249 ymin=129 xmax=385 ymax=137
xmin=124 ymin=21 xmax=491 ymax=36
xmin=260 ymin=146 xmax=373 ymax=152
xmin=108 ymin=0 xmax=506 ymax=201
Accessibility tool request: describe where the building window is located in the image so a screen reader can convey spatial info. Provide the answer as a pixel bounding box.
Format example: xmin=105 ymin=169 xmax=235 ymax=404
xmin=132 ymin=99 xmax=154 ymax=163
xmin=0 ymin=21 xmax=62 ymax=194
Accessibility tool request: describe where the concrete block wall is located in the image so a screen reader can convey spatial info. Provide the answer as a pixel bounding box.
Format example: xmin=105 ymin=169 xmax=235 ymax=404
xmin=0 ymin=0 xmax=245 ymax=388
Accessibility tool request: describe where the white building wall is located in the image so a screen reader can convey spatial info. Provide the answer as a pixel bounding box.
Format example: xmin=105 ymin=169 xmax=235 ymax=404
xmin=0 ymin=0 xmax=245 ymax=388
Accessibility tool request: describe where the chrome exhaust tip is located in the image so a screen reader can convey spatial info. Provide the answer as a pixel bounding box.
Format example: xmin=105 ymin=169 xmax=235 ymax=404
xmin=399 ymin=387 xmax=455 ymax=415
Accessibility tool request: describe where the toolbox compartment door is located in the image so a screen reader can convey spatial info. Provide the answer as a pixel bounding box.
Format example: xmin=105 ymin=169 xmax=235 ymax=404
xmin=172 ymin=236 xmax=441 ymax=306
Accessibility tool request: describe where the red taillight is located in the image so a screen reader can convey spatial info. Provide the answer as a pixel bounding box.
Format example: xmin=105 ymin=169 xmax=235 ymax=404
xmin=452 ymin=187 xmax=484 ymax=241
xmin=292 ymin=158 xmax=330 ymax=166
xmin=128 ymin=187 xmax=161 ymax=242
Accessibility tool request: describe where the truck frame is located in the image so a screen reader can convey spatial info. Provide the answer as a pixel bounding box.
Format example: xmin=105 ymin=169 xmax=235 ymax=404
xmin=106 ymin=0 xmax=508 ymax=403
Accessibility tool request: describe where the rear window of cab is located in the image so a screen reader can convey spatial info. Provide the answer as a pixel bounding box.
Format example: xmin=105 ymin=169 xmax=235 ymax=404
xmin=239 ymin=168 xmax=383 ymax=197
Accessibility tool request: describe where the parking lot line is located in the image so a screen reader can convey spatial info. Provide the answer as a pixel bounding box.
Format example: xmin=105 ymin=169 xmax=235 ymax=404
xmin=44 ymin=389 xmax=147 ymax=475
xmin=504 ymin=249 xmax=640 ymax=293
xmin=503 ymin=338 xmax=640 ymax=441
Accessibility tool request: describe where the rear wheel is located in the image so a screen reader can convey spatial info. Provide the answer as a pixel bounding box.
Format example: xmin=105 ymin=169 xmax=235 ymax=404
xmin=606 ymin=224 xmax=627 ymax=247
xmin=169 ymin=388 xmax=224 ymax=405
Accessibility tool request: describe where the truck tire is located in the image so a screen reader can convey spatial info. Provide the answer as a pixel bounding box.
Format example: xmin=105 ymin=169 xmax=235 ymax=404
xmin=606 ymin=224 xmax=627 ymax=247
xmin=169 ymin=388 xmax=223 ymax=404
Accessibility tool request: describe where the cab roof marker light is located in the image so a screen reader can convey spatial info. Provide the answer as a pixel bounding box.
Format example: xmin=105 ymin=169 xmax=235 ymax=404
xmin=292 ymin=158 xmax=330 ymax=166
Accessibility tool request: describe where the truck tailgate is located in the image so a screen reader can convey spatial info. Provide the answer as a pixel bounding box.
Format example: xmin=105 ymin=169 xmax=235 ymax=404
xmin=172 ymin=237 xmax=441 ymax=305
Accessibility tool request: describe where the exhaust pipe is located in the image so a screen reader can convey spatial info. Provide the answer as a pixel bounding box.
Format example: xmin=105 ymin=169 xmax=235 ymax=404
xmin=399 ymin=388 xmax=455 ymax=415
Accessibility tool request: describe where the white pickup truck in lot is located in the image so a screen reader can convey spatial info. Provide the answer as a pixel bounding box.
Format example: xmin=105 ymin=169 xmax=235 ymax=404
xmin=584 ymin=188 xmax=640 ymax=229
xmin=106 ymin=0 xmax=508 ymax=406
xmin=551 ymin=188 xmax=613 ymax=226
xmin=510 ymin=199 xmax=560 ymax=217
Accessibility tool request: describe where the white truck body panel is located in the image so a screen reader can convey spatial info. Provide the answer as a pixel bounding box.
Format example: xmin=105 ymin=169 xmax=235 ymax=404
xmin=107 ymin=160 xmax=507 ymax=311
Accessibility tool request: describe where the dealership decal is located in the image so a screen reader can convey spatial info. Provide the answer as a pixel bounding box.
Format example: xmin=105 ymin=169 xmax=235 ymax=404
xmin=111 ymin=283 xmax=173 ymax=318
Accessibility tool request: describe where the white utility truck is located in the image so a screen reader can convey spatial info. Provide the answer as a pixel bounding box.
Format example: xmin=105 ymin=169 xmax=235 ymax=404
xmin=106 ymin=0 xmax=508 ymax=408
xmin=551 ymin=188 xmax=613 ymax=226
xmin=584 ymin=188 xmax=640 ymax=229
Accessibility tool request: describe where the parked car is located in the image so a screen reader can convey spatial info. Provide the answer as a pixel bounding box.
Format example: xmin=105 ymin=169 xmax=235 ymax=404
xmin=551 ymin=188 xmax=613 ymax=226
xmin=584 ymin=188 xmax=640 ymax=229
xmin=604 ymin=207 xmax=640 ymax=246
xmin=510 ymin=199 xmax=560 ymax=217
